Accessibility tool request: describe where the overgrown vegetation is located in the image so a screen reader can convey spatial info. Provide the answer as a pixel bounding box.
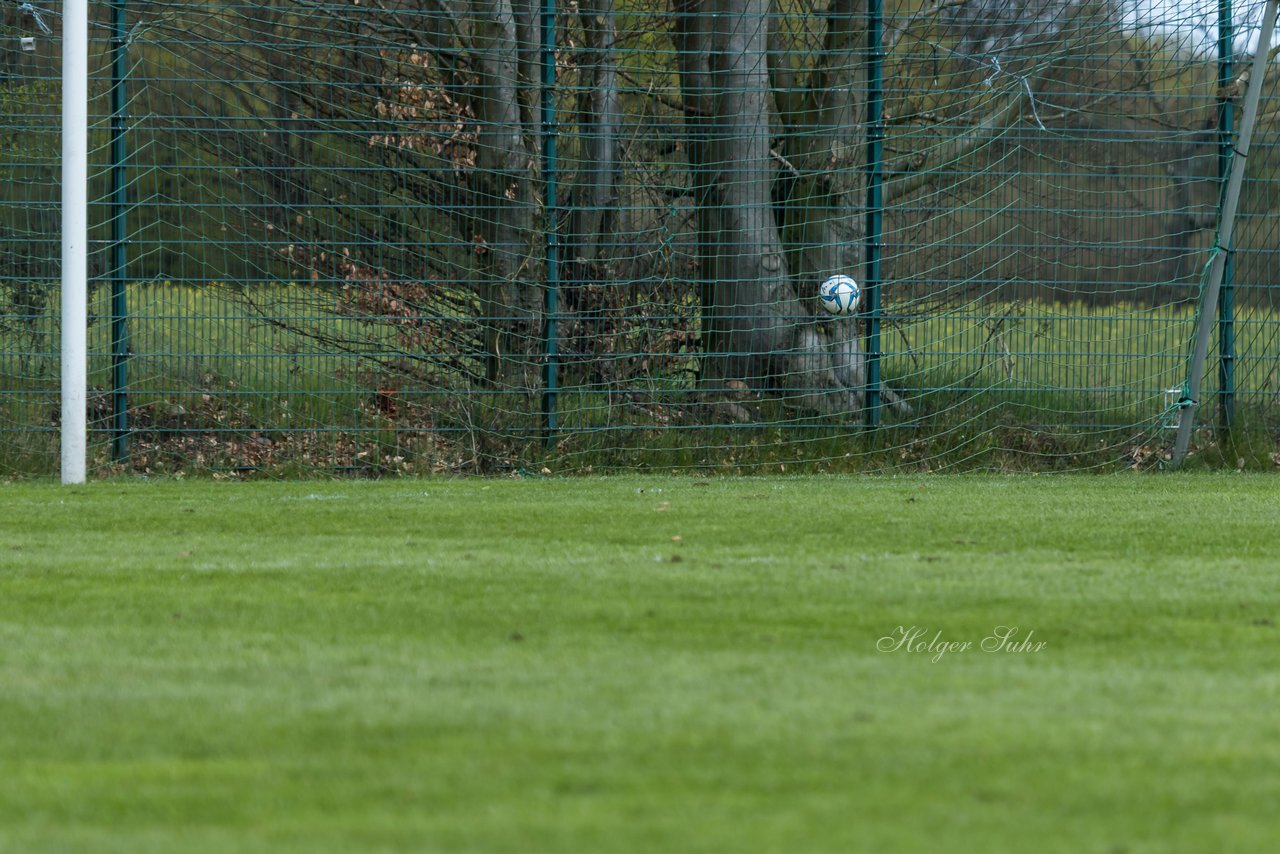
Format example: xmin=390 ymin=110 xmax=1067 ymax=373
xmin=3 ymin=284 xmax=1277 ymax=477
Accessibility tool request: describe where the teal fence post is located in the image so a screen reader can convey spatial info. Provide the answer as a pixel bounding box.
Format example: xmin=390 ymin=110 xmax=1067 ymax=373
xmin=1217 ymin=0 xmax=1235 ymax=433
xmin=110 ymin=0 xmax=129 ymax=460
xmin=864 ymin=0 xmax=884 ymax=427
xmin=540 ymin=0 xmax=559 ymax=446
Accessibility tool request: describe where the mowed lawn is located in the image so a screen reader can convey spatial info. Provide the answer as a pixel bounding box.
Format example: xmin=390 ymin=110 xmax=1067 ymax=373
xmin=1 ymin=474 xmax=1278 ymax=853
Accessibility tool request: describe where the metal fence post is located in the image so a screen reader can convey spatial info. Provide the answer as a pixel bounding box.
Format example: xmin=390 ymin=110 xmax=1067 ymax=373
xmin=110 ymin=0 xmax=130 ymax=460
xmin=541 ymin=0 xmax=559 ymax=446
xmin=864 ymin=0 xmax=884 ymax=427
xmin=1172 ymin=0 xmax=1276 ymax=467
xmin=1217 ymin=0 xmax=1235 ymax=434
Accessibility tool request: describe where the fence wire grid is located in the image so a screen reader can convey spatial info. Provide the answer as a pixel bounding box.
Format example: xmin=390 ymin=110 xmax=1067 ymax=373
xmin=2 ymin=0 xmax=1279 ymax=475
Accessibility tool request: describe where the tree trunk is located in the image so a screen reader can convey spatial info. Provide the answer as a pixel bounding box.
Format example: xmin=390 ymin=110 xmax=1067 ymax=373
xmin=785 ymin=0 xmax=881 ymax=408
xmin=703 ymin=0 xmax=799 ymax=387
xmin=673 ymin=0 xmax=722 ymax=377
xmin=675 ymin=0 xmax=894 ymax=416
xmin=564 ymin=0 xmax=621 ymax=371
xmin=568 ymin=0 xmax=619 ymax=269
xmin=469 ymin=0 xmax=539 ymax=387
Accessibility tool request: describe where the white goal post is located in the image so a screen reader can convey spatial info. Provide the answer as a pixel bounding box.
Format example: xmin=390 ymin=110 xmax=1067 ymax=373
xmin=61 ymin=0 xmax=88 ymax=484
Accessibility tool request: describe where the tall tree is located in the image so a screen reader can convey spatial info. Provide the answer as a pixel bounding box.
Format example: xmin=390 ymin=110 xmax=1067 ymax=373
xmin=470 ymin=0 xmax=539 ymax=386
xmin=675 ymin=0 xmax=898 ymax=415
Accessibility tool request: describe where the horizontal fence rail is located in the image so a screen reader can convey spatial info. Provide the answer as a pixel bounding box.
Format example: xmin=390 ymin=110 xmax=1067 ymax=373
xmin=2 ymin=0 xmax=1279 ymax=475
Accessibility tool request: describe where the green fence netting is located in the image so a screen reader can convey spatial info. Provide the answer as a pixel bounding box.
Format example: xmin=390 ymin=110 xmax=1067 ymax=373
xmin=2 ymin=0 xmax=1278 ymax=475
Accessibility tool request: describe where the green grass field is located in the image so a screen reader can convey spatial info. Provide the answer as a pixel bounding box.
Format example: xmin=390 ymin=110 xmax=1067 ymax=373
xmin=2 ymin=474 xmax=1278 ymax=852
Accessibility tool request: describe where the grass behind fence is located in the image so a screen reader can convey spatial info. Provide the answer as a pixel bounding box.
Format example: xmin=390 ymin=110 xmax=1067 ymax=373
xmin=4 ymin=282 xmax=1280 ymax=475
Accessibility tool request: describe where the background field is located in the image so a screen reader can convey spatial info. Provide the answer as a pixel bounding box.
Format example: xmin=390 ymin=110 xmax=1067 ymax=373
xmin=4 ymin=283 xmax=1280 ymax=477
xmin=2 ymin=474 xmax=1278 ymax=852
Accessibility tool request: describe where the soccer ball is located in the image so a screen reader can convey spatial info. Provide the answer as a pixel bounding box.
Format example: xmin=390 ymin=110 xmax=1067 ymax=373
xmin=818 ymin=274 xmax=860 ymax=316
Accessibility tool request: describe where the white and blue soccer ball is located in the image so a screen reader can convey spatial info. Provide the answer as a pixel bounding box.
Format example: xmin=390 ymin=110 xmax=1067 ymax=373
xmin=818 ymin=274 xmax=860 ymax=317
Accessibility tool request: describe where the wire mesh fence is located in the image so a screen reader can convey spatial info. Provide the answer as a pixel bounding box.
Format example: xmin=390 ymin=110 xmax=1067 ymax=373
xmin=2 ymin=0 xmax=1278 ymax=476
